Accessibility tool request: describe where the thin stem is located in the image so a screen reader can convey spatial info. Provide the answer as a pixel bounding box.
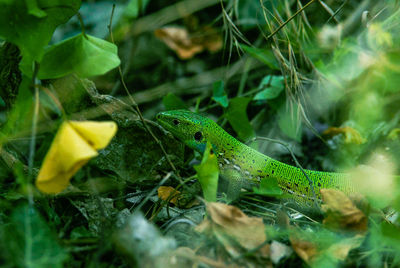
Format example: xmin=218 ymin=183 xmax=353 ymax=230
xmin=28 ymin=62 xmax=40 ymax=205
xmin=134 ymin=172 xmax=172 ymax=213
xmin=77 ymin=13 xmax=88 ymax=39
xmin=107 ymin=4 xmax=178 ymax=173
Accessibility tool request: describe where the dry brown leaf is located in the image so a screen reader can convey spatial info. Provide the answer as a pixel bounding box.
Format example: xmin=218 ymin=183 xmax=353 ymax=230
xmin=388 ymin=128 xmax=400 ymax=140
xmin=158 ymin=186 xmax=181 ymax=206
xmin=290 ymin=232 xmax=364 ymax=265
xmin=155 ymin=26 xmax=222 ymax=60
xmin=323 ymin=126 xmax=366 ymax=144
xmin=289 ymin=236 xmax=318 ymax=264
xmin=321 ymin=189 xmax=368 ymax=232
xmin=196 ymin=202 xmax=269 ymax=258
xmin=327 ymin=235 xmax=365 ymax=261
xmin=157 ymin=186 xmax=200 ymax=208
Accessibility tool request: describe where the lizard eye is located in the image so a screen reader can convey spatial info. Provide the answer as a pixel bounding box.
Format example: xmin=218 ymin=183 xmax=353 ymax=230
xmin=194 ymin=131 xmax=203 ymax=142
xmin=173 ymin=119 xmax=180 ymax=126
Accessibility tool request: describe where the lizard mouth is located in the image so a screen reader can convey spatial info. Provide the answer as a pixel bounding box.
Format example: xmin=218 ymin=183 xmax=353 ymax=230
xmin=156 ymin=111 xmax=184 ymax=140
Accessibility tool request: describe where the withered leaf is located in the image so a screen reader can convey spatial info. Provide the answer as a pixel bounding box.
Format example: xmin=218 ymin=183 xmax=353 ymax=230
xmin=196 ymin=202 xmax=269 ymax=258
xmin=155 ymin=26 xmax=222 ymax=60
xmin=158 ymin=186 xmax=181 ymax=206
xmin=323 ymin=126 xmax=366 ymax=144
xmin=321 ymin=189 xmax=368 ymax=232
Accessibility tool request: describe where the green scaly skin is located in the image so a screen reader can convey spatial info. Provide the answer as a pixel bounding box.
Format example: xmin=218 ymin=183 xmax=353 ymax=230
xmin=156 ymin=110 xmax=355 ymax=207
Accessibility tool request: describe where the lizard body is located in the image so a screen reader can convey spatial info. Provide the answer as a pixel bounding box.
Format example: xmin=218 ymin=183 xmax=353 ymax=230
xmin=156 ymin=110 xmax=355 ymax=206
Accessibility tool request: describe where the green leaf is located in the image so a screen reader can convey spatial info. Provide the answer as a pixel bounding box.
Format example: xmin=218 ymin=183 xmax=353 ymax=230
xmin=38 ymin=34 xmax=121 ymax=79
xmin=26 ymin=0 xmax=47 ymax=18
xmin=124 ymin=0 xmax=150 ymax=19
xmin=240 ymin=44 xmax=279 ymax=70
xmin=162 ymin=93 xmax=188 ymax=110
xmin=237 ymin=0 xmax=268 ymax=27
xmin=225 ymin=97 xmax=255 ymax=141
xmin=278 ymin=103 xmax=302 ymax=142
xmin=253 ymin=177 xmax=284 ymax=197
xmin=194 ymin=142 xmax=219 ymax=202
xmin=0 ymin=0 xmax=81 ymax=76
xmin=3 ymin=204 xmax=68 ymax=268
xmin=254 ymin=75 xmax=285 ymax=100
xmin=212 ymin=80 xmax=229 ymax=108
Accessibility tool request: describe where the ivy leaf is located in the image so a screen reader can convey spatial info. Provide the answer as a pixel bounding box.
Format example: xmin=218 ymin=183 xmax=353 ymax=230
xmin=3 ymin=204 xmax=68 ymax=268
xmin=162 ymin=93 xmax=187 ymax=110
xmin=38 ymin=34 xmax=120 ymax=79
xmin=225 ymin=97 xmax=255 ymax=142
xmin=212 ymin=80 xmax=229 ymax=108
xmin=194 ymin=142 xmax=219 ymax=202
xmin=0 ymin=0 xmax=81 ymax=76
xmin=254 ymin=75 xmax=285 ymax=101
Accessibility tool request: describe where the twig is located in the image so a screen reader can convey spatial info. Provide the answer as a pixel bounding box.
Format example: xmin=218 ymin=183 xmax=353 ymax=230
xmin=248 ymin=136 xmax=320 ymax=210
xmin=28 ymin=62 xmax=40 ymax=205
xmin=108 ymin=5 xmax=178 ymax=174
xmin=134 ymin=172 xmax=172 ymax=213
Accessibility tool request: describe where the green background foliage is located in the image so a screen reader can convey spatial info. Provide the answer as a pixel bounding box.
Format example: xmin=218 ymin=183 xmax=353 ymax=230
xmin=1 ymin=0 xmax=400 ymax=267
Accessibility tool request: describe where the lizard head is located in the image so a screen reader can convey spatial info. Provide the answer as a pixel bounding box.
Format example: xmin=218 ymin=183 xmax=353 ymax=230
xmin=156 ymin=110 xmax=218 ymax=153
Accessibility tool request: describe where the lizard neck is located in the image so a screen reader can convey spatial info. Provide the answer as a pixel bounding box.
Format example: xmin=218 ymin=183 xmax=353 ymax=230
xmin=206 ymin=126 xmax=272 ymax=182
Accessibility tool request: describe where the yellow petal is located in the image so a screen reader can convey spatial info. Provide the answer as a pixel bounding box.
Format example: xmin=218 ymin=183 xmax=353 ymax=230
xmin=36 ymin=121 xmax=117 ymax=194
xmin=68 ymin=121 xmax=117 ymax=150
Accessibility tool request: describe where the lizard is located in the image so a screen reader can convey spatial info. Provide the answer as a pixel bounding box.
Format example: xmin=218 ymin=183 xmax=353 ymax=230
xmin=156 ymin=109 xmax=356 ymax=207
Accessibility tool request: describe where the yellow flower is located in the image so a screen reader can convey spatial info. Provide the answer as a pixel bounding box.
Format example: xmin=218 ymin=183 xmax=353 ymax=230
xmin=35 ymin=121 xmax=117 ymax=194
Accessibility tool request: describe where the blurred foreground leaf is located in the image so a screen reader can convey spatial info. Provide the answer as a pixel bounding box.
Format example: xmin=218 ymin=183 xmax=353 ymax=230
xmin=36 ymin=120 xmax=117 ymax=194
xmin=290 ymin=229 xmax=365 ymax=266
xmin=2 ymin=204 xmax=68 ymax=268
xmin=114 ymin=212 xmax=176 ymax=267
xmin=350 ymin=152 xmax=396 ymax=209
xmin=321 ymin=189 xmax=368 ymax=233
xmin=323 ymin=126 xmax=366 ymax=144
xmin=196 ymin=202 xmax=269 ymax=258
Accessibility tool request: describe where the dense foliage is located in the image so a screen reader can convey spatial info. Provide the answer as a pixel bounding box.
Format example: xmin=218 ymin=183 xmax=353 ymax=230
xmin=1 ymin=0 xmax=400 ymax=267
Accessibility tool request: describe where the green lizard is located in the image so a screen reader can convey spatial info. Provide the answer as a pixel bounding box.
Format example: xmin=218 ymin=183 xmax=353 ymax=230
xmin=156 ymin=110 xmax=355 ymax=207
